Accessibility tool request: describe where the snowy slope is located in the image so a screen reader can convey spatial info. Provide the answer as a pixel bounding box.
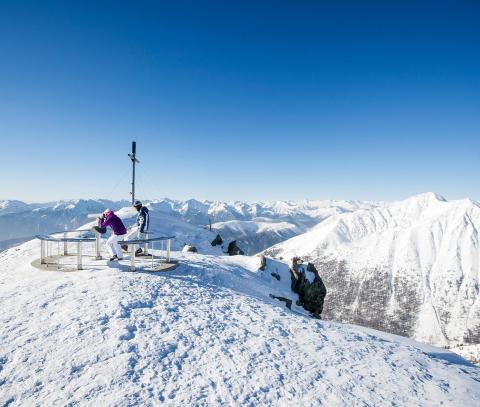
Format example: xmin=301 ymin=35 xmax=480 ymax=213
xmin=211 ymin=218 xmax=302 ymax=255
xmin=265 ymin=192 xmax=480 ymax=351
xmin=0 ymin=238 xmax=479 ymax=406
xmin=144 ymin=198 xmax=377 ymax=254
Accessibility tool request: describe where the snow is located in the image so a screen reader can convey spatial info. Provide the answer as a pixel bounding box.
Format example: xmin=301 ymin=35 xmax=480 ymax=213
xmin=451 ymin=344 xmax=480 ymax=365
xmin=0 ymin=198 xmax=375 ymax=253
xmin=266 ymin=192 xmax=480 ymax=351
xmin=112 ymin=207 xmax=223 ymax=255
xmin=212 ymin=219 xmax=301 ymax=237
xmin=0 ymin=200 xmax=31 ymax=215
xmin=1 ymin=235 xmax=480 ymax=405
xmin=211 ymin=218 xmax=302 ymax=255
xmin=0 ymin=199 xmax=129 ymax=250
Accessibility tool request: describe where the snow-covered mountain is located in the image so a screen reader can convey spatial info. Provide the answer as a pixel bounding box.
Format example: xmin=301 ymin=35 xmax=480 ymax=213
xmin=0 ymin=199 xmax=129 ymax=250
xmin=146 ymin=198 xmax=377 ymax=254
xmin=3 ymin=193 xmax=480 ymax=363
xmin=149 ymin=198 xmax=375 ymax=226
xmin=210 ymin=218 xmax=302 ymax=255
xmin=0 ymin=200 xmax=31 ymax=215
xmin=265 ymin=192 xmax=480 ymax=356
xmin=0 ymin=198 xmax=375 ymax=253
xmin=0 ymin=236 xmax=479 ymax=405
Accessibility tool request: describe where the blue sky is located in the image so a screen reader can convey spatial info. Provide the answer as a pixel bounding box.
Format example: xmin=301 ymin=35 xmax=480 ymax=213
xmin=1 ymin=1 xmax=479 ymax=202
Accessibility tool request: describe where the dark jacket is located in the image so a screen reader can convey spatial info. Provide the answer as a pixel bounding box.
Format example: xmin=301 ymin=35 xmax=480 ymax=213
xmin=137 ymin=206 xmax=149 ymax=233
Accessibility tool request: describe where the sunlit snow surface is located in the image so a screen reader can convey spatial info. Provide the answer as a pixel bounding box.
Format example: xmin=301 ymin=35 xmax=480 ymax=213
xmin=266 ymin=193 xmax=480 ymax=350
xmin=0 ymin=239 xmax=479 ymax=406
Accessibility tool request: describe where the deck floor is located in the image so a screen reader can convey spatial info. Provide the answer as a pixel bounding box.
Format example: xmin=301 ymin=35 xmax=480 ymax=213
xmin=31 ymin=243 xmax=177 ymax=272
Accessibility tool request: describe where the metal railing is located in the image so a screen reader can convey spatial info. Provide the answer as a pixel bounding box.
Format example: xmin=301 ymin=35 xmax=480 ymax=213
xmin=50 ymin=229 xmax=99 ymax=258
xmin=120 ymin=235 xmax=175 ymax=272
xmin=35 ymin=231 xmax=175 ymax=272
xmin=36 ymin=230 xmax=98 ymax=270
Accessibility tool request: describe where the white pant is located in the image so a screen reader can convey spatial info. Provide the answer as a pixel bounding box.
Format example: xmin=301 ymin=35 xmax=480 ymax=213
xmin=125 ymin=226 xmax=140 ymax=241
xmin=125 ymin=226 xmax=147 ymax=241
xmin=106 ymin=234 xmax=126 ymax=259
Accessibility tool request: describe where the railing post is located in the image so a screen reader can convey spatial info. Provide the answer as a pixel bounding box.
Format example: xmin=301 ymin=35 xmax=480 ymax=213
xmin=40 ymin=240 xmax=46 ymax=264
xmin=144 ymin=233 xmax=149 ymax=255
xmin=130 ymin=244 xmax=136 ymax=272
xmin=77 ymin=241 xmax=83 ymax=270
xmin=63 ymin=231 xmax=68 ymax=255
xmin=166 ymin=239 xmax=171 ymax=262
xmin=95 ymin=231 xmax=102 ymax=260
xmin=151 ymin=242 xmax=154 ymax=269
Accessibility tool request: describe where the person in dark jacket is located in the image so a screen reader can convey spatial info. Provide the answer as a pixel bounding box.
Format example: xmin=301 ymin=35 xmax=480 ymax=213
xmin=123 ymin=200 xmax=149 ymax=255
xmin=98 ymin=209 xmax=127 ymax=261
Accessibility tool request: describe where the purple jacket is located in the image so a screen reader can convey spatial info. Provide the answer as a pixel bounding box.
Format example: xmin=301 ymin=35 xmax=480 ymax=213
xmin=98 ymin=212 xmax=127 ymax=235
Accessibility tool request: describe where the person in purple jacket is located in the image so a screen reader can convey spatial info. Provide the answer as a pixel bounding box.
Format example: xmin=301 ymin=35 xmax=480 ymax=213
xmin=97 ymin=209 xmax=127 ymax=261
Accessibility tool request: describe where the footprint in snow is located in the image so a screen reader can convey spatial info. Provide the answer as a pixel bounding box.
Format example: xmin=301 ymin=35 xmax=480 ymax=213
xmin=119 ymin=325 xmax=137 ymax=341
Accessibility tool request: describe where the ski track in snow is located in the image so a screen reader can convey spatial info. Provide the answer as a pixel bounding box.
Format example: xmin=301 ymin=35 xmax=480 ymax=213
xmin=0 ymin=242 xmax=480 ymax=406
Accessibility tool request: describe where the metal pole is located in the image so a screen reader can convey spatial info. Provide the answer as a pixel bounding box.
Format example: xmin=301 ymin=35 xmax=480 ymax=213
xmin=130 ymin=141 xmax=136 ymax=205
xmin=151 ymin=241 xmax=154 ymax=269
xmin=40 ymin=240 xmax=45 ymax=264
xmin=130 ymin=244 xmax=136 ymax=272
xmin=167 ymin=239 xmax=171 ymax=262
xmin=77 ymin=241 xmax=83 ymax=270
xmin=95 ymin=231 xmax=102 ymax=260
xmin=132 ymin=157 xmax=135 ymax=205
xmin=63 ymin=231 xmax=68 ymax=255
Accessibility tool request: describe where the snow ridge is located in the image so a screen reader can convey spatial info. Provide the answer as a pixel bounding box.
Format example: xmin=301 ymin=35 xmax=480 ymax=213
xmin=0 ymin=237 xmax=479 ymax=405
xmin=266 ymin=193 xmax=480 ymax=352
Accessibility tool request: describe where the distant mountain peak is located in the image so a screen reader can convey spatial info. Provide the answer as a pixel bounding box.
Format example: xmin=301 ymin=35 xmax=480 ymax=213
xmin=405 ymin=192 xmax=447 ymax=203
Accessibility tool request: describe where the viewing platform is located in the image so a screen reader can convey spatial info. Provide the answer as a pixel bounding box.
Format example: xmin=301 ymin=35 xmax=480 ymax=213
xmin=33 ymin=229 xmax=177 ymax=272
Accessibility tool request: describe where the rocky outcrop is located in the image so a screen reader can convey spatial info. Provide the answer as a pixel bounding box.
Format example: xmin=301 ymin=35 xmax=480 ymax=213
xmin=227 ymin=241 xmax=244 ymax=256
xmin=270 ymin=272 xmax=280 ymax=281
xmin=290 ymin=258 xmax=327 ymax=318
xmin=258 ymin=254 xmax=267 ymax=271
xmin=211 ymin=234 xmax=223 ymax=247
xmin=182 ymin=245 xmax=198 ymax=253
xmin=269 ymin=294 xmax=292 ymax=310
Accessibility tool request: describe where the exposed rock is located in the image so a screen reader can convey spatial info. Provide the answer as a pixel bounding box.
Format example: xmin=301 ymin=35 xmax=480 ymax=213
xmin=289 ymin=258 xmax=327 ymax=318
xmin=269 ymin=294 xmax=292 ymax=310
xmin=227 ymin=240 xmax=244 ymax=256
xmin=182 ymin=245 xmax=198 ymax=253
xmin=211 ymin=234 xmax=223 ymax=247
xmin=258 ymin=254 xmax=267 ymax=271
xmin=270 ymin=272 xmax=281 ymax=281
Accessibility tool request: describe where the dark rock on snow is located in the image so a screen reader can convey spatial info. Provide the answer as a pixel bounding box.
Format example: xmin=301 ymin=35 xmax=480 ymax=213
xmin=227 ymin=240 xmax=245 ymax=256
xmin=270 ymin=272 xmax=281 ymax=281
xmin=183 ymin=244 xmax=198 ymax=253
xmin=211 ymin=234 xmax=223 ymax=247
xmin=258 ymin=254 xmax=267 ymax=271
xmin=290 ymin=257 xmax=327 ymax=318
xmin=269 ymin=294 xmax=292 ymax=310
